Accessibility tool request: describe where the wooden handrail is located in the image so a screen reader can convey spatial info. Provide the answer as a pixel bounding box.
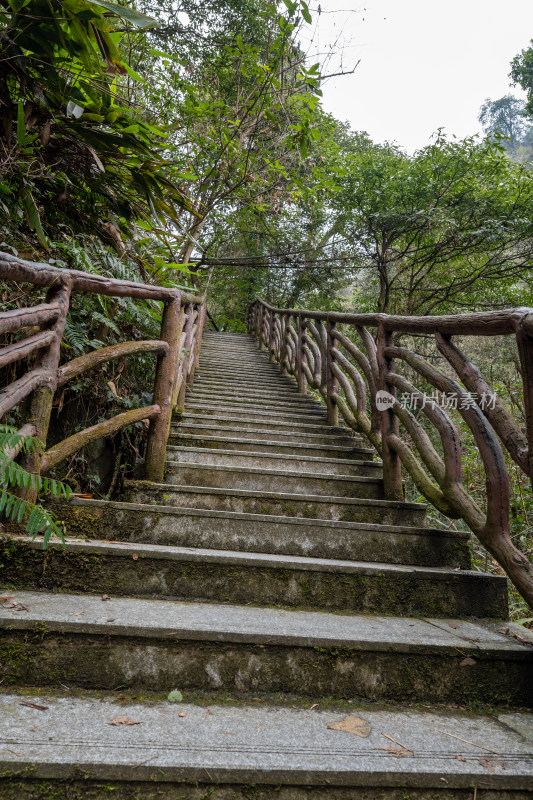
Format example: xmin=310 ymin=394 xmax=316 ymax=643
xmin=0 ymin=251 xmax=201 ymax=304
xmin=248 ymin=298 xmax=533 ymax=608
xmin=0 ymin=251 xmax=206 ymax=489
xmin=255 ymin=298 xmax=533 ymax=336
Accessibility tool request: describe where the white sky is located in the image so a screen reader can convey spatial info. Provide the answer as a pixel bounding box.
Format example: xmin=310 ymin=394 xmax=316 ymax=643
xmin=305 ymin=0 xmax=533 ymax=152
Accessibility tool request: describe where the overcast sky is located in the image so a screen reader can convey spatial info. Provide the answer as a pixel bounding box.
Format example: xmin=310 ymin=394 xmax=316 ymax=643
xmin=304 ymin=0 xmax=533 ymax=152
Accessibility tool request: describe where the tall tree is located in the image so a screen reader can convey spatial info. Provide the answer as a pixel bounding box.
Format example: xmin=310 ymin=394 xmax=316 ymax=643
xmin=478 ymin=95 xmax=530 ymax=145
xmin=325 ymin=132 xmax=533 ymax=315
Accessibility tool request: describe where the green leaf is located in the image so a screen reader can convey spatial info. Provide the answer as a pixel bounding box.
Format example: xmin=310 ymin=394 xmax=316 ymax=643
xmin=88 ymin=0 xmax=157 ymax=29
xmin=22 ymin=188 xmax=48 ymax=250
xmin=16 ymin=101 xmax=25 ymax=147
xmin=300 ymin=1 xmax=312 ymax=23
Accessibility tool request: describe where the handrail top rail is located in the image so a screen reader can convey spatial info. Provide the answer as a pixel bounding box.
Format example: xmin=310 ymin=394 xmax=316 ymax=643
xmin=254 ymin=298 xmax=533 ymax=337
xmin=0 ymin=251 xmax=202 ymax=305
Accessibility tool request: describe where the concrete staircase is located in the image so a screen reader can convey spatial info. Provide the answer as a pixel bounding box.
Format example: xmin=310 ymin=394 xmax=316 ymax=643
xmin=1 ymin=331 xmax=532 ymax=797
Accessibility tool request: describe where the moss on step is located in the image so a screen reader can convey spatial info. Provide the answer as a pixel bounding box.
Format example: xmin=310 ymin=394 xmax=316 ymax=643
xmin=0 ymin=537 xmax=506 ymax=618
xmin=0 ymin=780 xmax=531 ymax=799
xmin=1 ymin=630 xmax=530 ymax=706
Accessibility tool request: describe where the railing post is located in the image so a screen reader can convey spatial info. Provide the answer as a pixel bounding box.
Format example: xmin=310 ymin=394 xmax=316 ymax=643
xmin=269 ymin=309 xmax=277 ymax=362
xmin=377 ymin=320 xmax=403 ymax=500
xmin=296 ymin=316 xmax=308 ymax=394
xmin=144 ymin=295 xmax=182 ymax=483
xmin=516 ymin=317 xmax=533 ymax=491
xmin=194 ymin=301 xmax=207 ymax=370
xmin=326 ymin=318 xmax=339 ymax=426
xmin=259 ymin=305 xmax=268 ymax=351
xmin=177 ymin=301 xmax=194 ymax=408
xmin=280 ymin=313 xmax=291 ymax=376
xmin=22 ymin=279 xmax=72 ymax=502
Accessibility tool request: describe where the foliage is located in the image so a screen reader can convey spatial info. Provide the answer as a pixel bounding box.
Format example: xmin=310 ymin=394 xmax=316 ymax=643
xmin=0 ymin=0 xmax=198 ymax=250
xmin=0 ymin=426 xmax=69 ymax=546
xmin=511 ymin=42 xmax=533 ymax=118
xmin=478 ymin=94 xmax=530 ymax=144
xmin=324 ymin=131 xmax=533 ymax=315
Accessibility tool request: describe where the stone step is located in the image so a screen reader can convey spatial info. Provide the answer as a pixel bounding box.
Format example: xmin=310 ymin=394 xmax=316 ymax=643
xmin=187 ymin=390 xmax=323 ymax=411
xmin=172 ymin=423 xmax=364 ymax=447
xmin=1 ymin=694 xmax=531 ymax=794
xmin=56 ymin=497 xmax=468 ymax=567
xmin=196 ymin=363 xmax=289 ymax=376
xmin=193 ymin=378 xmax=298 ymax=392
xmin=197 ymin=366 xmax=289 ymax=380
xmin=166 ymin=445 xmax=381 ymax=475
xmin=1 ymin=591 xmax=531 ymax=703
xmin=193 ymin=380 xmax=299 ymax=395
xmin=3 ymin=535 xmax=505 ymax=617
xmin=178 ymin=412 xmax=349 ymax=434
xmin=127 ymin=483 xmax=426 ymax=527
xmin=183 ymin=401 xmax=328 ymax=422
xmin=189 ymin=388 xmax=307 ymax=403
xmin=163 ymin=461 xmax=384 ymax=497
xmin=168 ymin=436 xmax=373 ymax=461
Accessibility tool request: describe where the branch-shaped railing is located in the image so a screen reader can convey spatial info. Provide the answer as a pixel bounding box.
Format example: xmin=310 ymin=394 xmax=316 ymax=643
xmin=0 ymin=252 xmax=206 ymax=493
xmin=248 ymin=299 xmax=533 ymax=607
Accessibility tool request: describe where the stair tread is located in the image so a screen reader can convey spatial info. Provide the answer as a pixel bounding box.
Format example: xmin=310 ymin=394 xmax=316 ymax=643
xmin=167 ymin=444 xmax=379 ymax=466
xmin=169 ymin=435 xmax=373 ymax=454
xmin=164 ymin=460 xmax=382 ymax=483
xmin=10 ymin=534 xmax=501 ymax=582
xmin=128 ymin=481 xmax=424 ymax=511
xmin=1 ymin=693 xmax=532 ymax=787
xmin=1 ymin=590 xmax=527 ymax=655
xmin=65 ymin=497 xmax=440 ymax=534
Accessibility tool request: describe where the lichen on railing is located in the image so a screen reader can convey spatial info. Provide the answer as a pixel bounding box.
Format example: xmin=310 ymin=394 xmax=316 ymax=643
xmin=248 ymin=299 xmax=533 ymax=608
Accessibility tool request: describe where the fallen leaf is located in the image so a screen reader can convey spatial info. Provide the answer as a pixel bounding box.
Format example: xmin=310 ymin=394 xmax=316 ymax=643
xmin=178 ymin=712 xmax=186 ymax=718
xmin=71 ymin=612 xmax=84 ymax=616
xmin=19 ymin=701 xmax=48 ymax=711
xmin=460 ymin=657 xmax=476 ymax=666
xmin=379 ymin=746 xmax=413 ymax=758
xmin=107 ymin=380 xmax=121 ymax=399
xmin=479 ymin=756 xmax=505 ymax=772
xmin=106 ymin=618 xmax=116 ymax=622
xmin=108 ymin=717 xmax=141 ymax=726
xmin=132 ymin=554 xmax=139 ymax=561
xmin=0 ymin=596 xmax=15 ymax=602
xmin=455 ymin=755 xmax=467 ymax=762
xmin=510 ymin=631 xmax=530 ymax=645
xmin=327 ymin=716 xmax=371 ymax=738
xmin=101 ymin=594 xmax=111 ymax=601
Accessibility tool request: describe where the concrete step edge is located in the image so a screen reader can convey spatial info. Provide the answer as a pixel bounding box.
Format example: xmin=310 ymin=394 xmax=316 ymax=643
xmin=1 ymin=693 xmax=531 ymax=788
xmin=1 ymin=589 xmax=528 ymax=658
xmin=63 ymin=497 xmax=460 ymax=538
xmin=166 ymin=445 xmax=382 ymax=469
xmin=169 ymin=435 xmax=374 ymax=455
xmin=127 ymin=481 xmax=424 ymax=512
xmin=177 ymin=413 xmax=349 ymax=432
xmin=4 ymin=534 xmax=496 ymax=583
xmin=164 ymin=460 xmax=383 ymax=483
